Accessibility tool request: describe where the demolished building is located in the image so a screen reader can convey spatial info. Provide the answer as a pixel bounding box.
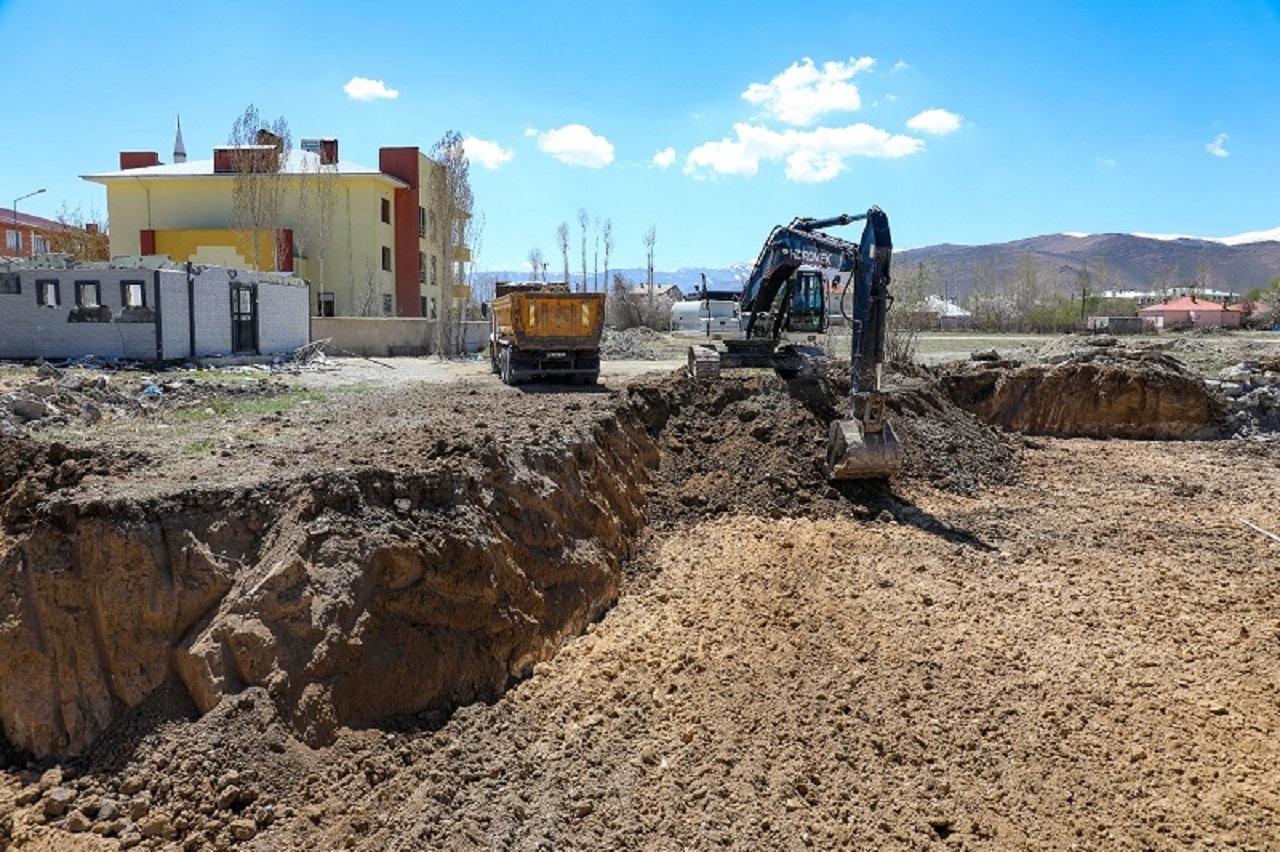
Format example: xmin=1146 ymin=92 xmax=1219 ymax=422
xmin=0 ymin=254 xmax=309 ymax=361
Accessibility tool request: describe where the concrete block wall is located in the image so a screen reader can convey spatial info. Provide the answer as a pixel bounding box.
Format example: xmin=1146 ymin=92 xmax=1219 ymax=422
xmin=1 ymin=265 xmax=311 ymax=361
xmin=310 ymin=318 xmax=489 ymax=357
xmin=0 ymin=269 xmax=159 ymax=361
xmin=255 ymin=277 xmax=310 ymax=355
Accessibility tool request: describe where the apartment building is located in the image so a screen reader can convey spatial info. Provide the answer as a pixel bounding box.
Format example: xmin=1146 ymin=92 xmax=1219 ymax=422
xmin=82 ymin=134 xmax=468 ymax=318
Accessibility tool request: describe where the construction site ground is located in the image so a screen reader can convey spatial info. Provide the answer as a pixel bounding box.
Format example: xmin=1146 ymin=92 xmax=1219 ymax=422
xmin=2 ymin=330 xmax=1279 ymax=850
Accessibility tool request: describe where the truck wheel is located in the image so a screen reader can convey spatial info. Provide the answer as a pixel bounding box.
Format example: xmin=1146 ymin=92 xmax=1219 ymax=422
xmin=499 ymin=348 xmax=517 ymax=385
xmin=489 ymin=339 xmax=499 ymax=374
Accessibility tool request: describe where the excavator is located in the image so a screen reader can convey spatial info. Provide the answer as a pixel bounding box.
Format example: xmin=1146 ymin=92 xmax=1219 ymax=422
xmin=687 ymin=208 xmax=902 ymax=480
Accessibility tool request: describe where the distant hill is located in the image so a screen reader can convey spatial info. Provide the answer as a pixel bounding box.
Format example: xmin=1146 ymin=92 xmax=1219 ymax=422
xmin=897 ymin=231 xmax=1280 ymax=300
xmin=478 ymin=228 xmax=1280 ymax=301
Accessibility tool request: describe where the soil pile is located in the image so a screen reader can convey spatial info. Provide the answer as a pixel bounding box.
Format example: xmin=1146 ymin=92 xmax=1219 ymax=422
xmin=623 ymin=366 xmax=1016 ymax=528
xmin=940 ymin=346 xmax=1226 ymax=439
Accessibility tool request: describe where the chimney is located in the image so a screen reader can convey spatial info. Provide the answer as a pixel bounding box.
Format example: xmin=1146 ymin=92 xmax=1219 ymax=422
xmin=302 ymin=138 xmax=339 ymax=166
xmin=120 ymin=151 xmax=161 ymax=170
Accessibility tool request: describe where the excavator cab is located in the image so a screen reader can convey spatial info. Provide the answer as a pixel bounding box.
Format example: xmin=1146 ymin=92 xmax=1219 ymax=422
xmin=786 ymin=268 xmax=827 ymax=334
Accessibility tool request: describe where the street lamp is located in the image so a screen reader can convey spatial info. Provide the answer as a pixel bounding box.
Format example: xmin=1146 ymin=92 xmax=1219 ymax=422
xmin=12 ymin=188 xmax=46 ymax=255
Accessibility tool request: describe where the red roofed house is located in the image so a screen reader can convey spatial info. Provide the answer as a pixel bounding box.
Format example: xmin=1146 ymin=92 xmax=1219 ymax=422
xmin=1229 ymin=301 xmax=1271 ymax=317
xmin=1 ymin=208 xmax=60 ymax=258
xmin=1137 ymin=295 xmax=1242 ymax=329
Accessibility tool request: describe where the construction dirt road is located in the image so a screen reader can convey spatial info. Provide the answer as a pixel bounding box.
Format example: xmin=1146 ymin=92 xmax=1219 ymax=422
xmin=2 ymin=332 xmax=1279 ymax=850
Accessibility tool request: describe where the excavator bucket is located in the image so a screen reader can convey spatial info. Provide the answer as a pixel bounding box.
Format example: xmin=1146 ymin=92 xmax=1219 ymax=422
xmin=826 ymin=418 xmax=903 ymax=480
xmin=825 ymin=392 xmax=903 ymax=480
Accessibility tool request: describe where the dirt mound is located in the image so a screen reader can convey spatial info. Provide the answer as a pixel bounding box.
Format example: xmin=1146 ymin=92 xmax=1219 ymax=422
xmin=940 ymin=348 xmax=1226 ymax=439
xmin=623 ymin=366 xmax=1017 ymax=527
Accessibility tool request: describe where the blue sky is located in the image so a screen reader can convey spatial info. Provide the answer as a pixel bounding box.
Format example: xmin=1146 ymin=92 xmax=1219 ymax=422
xmin=2 ymin=0 xmax=1278 ymax=271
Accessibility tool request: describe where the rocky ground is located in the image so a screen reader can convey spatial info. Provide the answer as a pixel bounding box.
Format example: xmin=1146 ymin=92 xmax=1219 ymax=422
xmin=2 ymin=331 xmax=1279 ymax=849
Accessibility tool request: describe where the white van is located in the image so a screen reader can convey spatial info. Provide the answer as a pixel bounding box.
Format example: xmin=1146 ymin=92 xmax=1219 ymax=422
xmin=671 ymin=299 xmax=741 ymax=337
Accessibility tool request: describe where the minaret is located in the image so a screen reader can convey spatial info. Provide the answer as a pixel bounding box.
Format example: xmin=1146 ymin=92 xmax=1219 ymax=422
xmin=173 ymin=115 xmax=187 ymax=164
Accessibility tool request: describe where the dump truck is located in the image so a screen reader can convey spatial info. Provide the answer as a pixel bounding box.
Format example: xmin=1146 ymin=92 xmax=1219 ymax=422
xmin=489 ymin=282 xmax=606 ymax=385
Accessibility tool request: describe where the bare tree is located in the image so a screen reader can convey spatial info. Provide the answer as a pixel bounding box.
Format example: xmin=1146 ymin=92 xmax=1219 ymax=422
xmin=602 ymin=218 xmax=614 ymax=297
xmin=592 ymin=216 xmax=601 ymax=292
xmin=428 ymin=130 xmax=473 ymax=355
xmin=296 ymin=146 xmax=338 ymax=313
xmin=228 ymin=104 xmax=291 ymax=271
xmin=527 ymin=246 xmax=545 ymax=281
xmin=556 ymin=222 xmax=570 ymax=286
xmin=643 ymin=225 xmax=656 ymax=304
xmin=40 ymin=202 xmax=109 ymax=261
xmin=1194 ymin=253 xmax=1214 ymax=295
xmin=578 ymin=208 xmax=589 ymax=293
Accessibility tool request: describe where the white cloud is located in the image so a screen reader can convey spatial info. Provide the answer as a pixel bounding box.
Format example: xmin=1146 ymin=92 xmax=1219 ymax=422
xmin=906 ymin=108 xmax=962 ymax=136
xmin=1206 ymin=133 xmax=1229 ymax=157
xmin=1096 ymin=156 xmax=1116 ymax=167
xmin=530 ymin=124 xmax=614 ymax=168
xmin=652 ymin=147 xmax=676 ymax=169
xmin=892 ymin=60 xmax=910 ymax=72
xmin=684 ymin=122 xmax=924 ymax=183
xmin=464 ymin=137 xmax=514 ymax=170
xmin=742 ymin=57 xmax=875 ymax=126
xmin=343 ymin=77 xmax=399 ymax=101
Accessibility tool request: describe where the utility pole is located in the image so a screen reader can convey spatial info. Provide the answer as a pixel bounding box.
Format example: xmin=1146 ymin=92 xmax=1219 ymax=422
xmin=12 ymin=188 xmax=45 ymax=254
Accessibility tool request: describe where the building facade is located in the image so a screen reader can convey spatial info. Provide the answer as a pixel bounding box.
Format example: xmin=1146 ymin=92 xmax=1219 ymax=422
xmin=82 ymin=138 xmax=467 ymax=319
xmin=2 ymin=208 xmax=61 ymax=258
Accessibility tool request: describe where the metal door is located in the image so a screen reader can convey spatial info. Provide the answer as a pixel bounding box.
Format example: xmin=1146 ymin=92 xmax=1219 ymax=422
xmin=231 ymin=284 xmax=258 ymax=354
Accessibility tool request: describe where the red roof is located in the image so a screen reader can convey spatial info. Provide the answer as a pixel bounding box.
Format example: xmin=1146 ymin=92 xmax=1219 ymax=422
xmin=1138 ymin=295 xmax=1242 ymax=314
xmin=0 ymin=207 xmax=66 ymax=231
xmin=1229 ymin=301 xmax=1271 ymax=313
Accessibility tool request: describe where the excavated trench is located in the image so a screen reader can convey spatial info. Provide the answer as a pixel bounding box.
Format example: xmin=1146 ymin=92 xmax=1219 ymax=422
xmin=0 ymin=356 xmax=1221 ymax=762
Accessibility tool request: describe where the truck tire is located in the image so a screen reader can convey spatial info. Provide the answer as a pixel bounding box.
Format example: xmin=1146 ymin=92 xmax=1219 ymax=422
xmin=499 ymin=347 xmax=518 ymax=385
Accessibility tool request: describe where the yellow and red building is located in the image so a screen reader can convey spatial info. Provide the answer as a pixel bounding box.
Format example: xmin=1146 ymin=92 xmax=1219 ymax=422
xmin=82 ymin=139 xmax=468 ymax=318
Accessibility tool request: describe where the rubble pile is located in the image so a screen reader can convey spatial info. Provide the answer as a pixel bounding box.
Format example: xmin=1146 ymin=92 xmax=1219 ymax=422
xmin=0 ymin=362 xmax=291 ymax=434
xmin=599 ymin=327 xmax=674 ymax=361
xmin=1212 ymin=359 xmax=1280 ymax=438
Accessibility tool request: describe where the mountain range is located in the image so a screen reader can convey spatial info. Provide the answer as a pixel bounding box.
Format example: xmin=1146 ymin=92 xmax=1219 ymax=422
xmin=483 ymin=227 xmax=1280 ymax=301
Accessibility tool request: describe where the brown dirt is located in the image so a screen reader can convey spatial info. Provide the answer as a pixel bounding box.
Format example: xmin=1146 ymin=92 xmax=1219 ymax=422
xmin=2 ymin=352 xmax=1279 ymax=850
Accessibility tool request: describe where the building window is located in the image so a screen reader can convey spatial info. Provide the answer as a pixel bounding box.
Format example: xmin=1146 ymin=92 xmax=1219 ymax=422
xmin=418 ymin=251 xmax=426 ymax=284
xmin=418 ymin=207 xmax=426 ymax=238
xmin=420 ymin=296 xmax=428 ymax=317
xmin=32 ymin=235 xmax=49 ymax=254
xmin=429 ymin=297 xmax=437 ymax=319
xmin=0 ymin=273 xmax=19 ymax=295
xmin=382 ymin=294 xmax=393 ymax=316
xmin=381 ymin=198 xmax=391 ymax=224
xmin=37 ymin=280 xmax=59 ymax=307
xmin=430 ymin=255 xmax=438 ymax=287
xmin=318 ymin=293 xmax=335 ymax=317
xmin=75 ymin=280 xmax=101 ymax=307
xmin=121 ymin=280 xmax=146 ymax=308
xmin=5 ymin=230 xmax=20 ymax=252
xmin=381 ymin=246 xmax=392 ymax=272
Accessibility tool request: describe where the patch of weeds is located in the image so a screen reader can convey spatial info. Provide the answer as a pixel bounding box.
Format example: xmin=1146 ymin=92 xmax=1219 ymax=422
xmin=184 ymin=438 xmax=217 ymax=457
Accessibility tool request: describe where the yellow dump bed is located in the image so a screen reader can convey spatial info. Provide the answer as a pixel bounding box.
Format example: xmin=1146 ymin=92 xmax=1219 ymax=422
xmin=489 ymin=283 xmax=606 ymax=384
xmin=492 ymin=286 xmax=606 ymax=351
